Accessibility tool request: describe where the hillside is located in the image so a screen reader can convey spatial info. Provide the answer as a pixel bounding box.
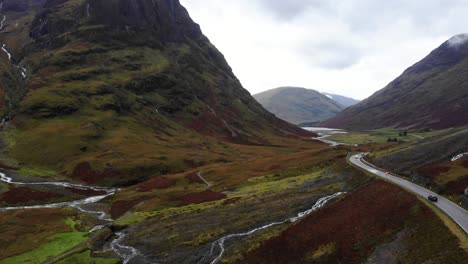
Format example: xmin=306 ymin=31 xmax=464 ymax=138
xmin=254 ymin=87 xmax=344 ymax=125
xmin=0 ymin=0 xmax=311 ymax=186
xmin=371 ymin=127 xmax=468 ymax=207
xmin=322 ymin=34 xmax=468 ymax=130
xmin=322 ymin=93 xmax=360 ymax=107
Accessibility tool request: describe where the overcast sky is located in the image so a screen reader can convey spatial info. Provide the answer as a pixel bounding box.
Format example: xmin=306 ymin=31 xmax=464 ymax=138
xmin=180 ymin=0 xmax=468 ymax=99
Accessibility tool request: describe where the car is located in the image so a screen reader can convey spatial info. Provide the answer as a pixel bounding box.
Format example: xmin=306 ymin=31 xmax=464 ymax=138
xmin=428 ymin=195 xmax=438 ymax=202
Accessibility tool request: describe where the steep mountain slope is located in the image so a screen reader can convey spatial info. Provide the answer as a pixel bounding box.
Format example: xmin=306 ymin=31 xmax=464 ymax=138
xmin=0 ymin=0 xmax=311 ymax=186
xmin=323 ymin=34 xmax=468 ymax=130
xmin=254 ymin=87 xmax=344 ymax=125
xmin=322 ymin=92 xmax=360 ymax=107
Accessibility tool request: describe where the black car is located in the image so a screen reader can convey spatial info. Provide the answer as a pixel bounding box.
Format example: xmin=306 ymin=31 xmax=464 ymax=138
xmin=428 ymin=195 xmax=438 ymax=202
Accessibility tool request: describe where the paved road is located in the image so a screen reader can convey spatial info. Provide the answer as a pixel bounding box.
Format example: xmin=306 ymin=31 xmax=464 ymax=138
xmin=350 ymin=153 xmax=468 ymax=234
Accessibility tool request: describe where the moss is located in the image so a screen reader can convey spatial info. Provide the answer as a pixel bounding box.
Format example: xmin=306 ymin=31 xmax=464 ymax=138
xmin=64 ymin=218 xmax=78 ymax=231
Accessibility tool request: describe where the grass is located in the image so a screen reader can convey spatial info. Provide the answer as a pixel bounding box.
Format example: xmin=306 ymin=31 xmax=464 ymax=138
xmin=0 ymin=232 xmax=88 ymax=264
xmin=0 ymin=208 xmax=80 ymax=260
xmin=235 ymin=171 xmax=322 ymax=196
xmin=328 ymin=127 xmax=456 ymax=146
xmin=17 ymin=167 xmax=58 ymax=178
xmin=417 ymin=197 xmax=468 ymax=251
xmin=327 ymin=128 xmax=417 ymax=145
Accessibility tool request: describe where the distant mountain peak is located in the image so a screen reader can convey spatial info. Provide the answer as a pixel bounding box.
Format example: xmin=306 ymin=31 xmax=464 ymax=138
xmin=321 ymin=92 xmax=360 ymax=108
xmin=447 ymin=33 xmax=468 ymax=48
xmin=254 ymin=87 xmax=346 ymax=125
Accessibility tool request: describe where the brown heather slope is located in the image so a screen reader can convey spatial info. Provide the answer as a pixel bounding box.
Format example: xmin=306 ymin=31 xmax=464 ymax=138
xmin=240 ymin=180 xmax=468 ymax=264
xmin=0 ymin=0 xmax=312 ymax=186
xmin=322 ymin=34 xmax=468 ymax=130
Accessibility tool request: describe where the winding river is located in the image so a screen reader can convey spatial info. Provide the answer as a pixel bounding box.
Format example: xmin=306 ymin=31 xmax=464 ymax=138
xmin=0 ymin=172 xmax=141 ymax=263
xmin=303 ymin=127 xmax=356 ymax=147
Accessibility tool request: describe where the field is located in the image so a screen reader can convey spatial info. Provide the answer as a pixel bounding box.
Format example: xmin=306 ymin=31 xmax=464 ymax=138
xmin=327 ymin=127 xmax=455 ymax=145
xmin=0 ymin=134 xmax=466 ymax=263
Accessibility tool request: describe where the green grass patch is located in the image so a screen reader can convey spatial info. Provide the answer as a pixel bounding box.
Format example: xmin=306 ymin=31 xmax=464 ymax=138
xmin=116 ymin=170 xmax=327 ymax=226
xmin=0 ymin=232 xmax=88 ymax=264
xmin=17 ymin=167 xmax=57 ymax=178
xmin=328 ymin=129 xmax=417 ymax=145
xmin=64 ymin=218 xmax=78 ymax=231
xmin=236 ymin=171 xmax=322 ymax=195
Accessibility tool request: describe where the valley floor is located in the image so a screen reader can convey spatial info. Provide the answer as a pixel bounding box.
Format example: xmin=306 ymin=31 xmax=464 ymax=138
xmin=0 ymin=132 xmax=467 ymax=264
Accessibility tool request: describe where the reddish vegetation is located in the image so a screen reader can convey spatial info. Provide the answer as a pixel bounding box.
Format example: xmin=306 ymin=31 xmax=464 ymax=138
xmin=138 ymin=176 xmax=177 ymax=191
xmin=111 ymin=197 xmax=150 ymax=219
xmin=189 ymin=110 xmax=232 ymax=139
xmin=462 ymin=159 xmax=468 ymax=168
xmin=0 ymin=163 xmax=18 ymax=171
xmin=242 ymin=180 xmax=431 ymax=264
xmin=185 ymin=172 xmax=204 ymax=184
xmin=65 ymin=187 xmax=107 ymax=196
xmin=0 ymin=208 xmax=76 ymax=259
xmin=416 ymin=164 xmax=450 ymax=178
xmin=0 ymin=187 xmax=62 ymax=204
xmin=188 ymin=108 xmax=314 ymax=145
xmin=71 ymin=162 xmax=113 ymax=184
xmin=178 ymin=190 xmax=226 ymax=206
xmin=446 ymin=175 xmax=468 ymax=194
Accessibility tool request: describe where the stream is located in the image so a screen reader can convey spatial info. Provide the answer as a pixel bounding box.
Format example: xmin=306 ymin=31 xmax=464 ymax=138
xmin=0 ymin=2 xmax=27 ymax=79
xmin=1 ymin=170 xmax=345 ymax=264
xmin=451 ymin=152 xmax=468 ymax=162
xmin=0 ymin=172 xmax=142 ymax=263
xmin=202 ymin=192 xmax=345 ymax=264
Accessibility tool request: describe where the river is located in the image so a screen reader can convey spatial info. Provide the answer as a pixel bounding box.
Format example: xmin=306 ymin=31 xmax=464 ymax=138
xmin=303 ymin=127 xmax=356 ymax=147
xmin=0 ymin=172 xmax=142 ymax=263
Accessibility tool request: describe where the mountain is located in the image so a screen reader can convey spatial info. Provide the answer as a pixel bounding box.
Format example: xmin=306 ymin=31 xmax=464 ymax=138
xmin=254 ymin=87 xmax=344 ymax=125
xmin=321 ymin=93 xmax=360 ymax=107
xmin=322 ymin=34 xmax=468 ymax=130
xmin=0 ymin=0 xmax=311 ymax=186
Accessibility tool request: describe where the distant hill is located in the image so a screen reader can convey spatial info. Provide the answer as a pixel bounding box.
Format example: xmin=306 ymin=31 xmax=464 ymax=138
xmin=321 ymin=93 xmax=360 ymax=107
xmin=323 ymin=34 xmax=468 ymax=130
xmin=254 ymin=87 xmax=344 ymax=125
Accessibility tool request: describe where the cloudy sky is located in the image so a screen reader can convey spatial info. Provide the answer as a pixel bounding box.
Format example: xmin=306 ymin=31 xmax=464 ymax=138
xmin=180 ymin=0 xmax=468 ymax=99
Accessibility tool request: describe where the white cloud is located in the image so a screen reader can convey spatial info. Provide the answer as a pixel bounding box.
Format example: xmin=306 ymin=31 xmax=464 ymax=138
xmin=180 ymin=0 xmax=468 ymax=99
